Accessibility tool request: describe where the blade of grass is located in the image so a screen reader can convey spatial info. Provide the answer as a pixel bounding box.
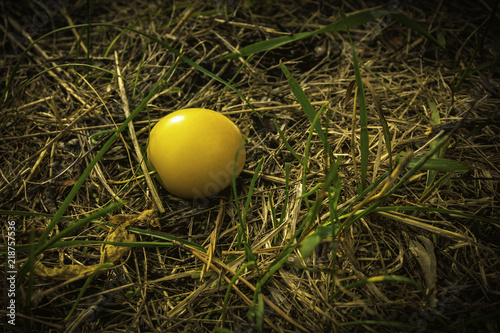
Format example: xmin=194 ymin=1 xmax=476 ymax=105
xmin=273 ymin=119 xmax=304 ymax=166
xmin=132 ymin=40 xmax=148 ymax=103
xmin=301 ymin=102 xmax=329 ymax=211
xmin=366 ymin=79 xmax=392 ymax=170
xmin=127 ymin=227 xmax=206 ymax=252
xmin=331 ymin=274 xmax=424 ymax=299
xmin=221 ymin=261 xmax=256 ymax=327
xmin=307 ymin=203 xmax=499 ymax=233
xmin=238 ymin=157 xmax=264 ymax=250
xmin=336 ymin=170 xmax=390 ymax=218
xmin=300 ymin=224 xmax=339 ymax=260
xmin=396 ymin=154 xmax=469 ymax=172
xmin=425 ymin=100 xmax=442 ymax=189
xmin=255 ymin=292 xmax=264 ymax=333
xmin=280 ymin=61 xmax=330 ymax=151
xmin=223 ymin=8 xmax=442 ymax=60
xmin=303 ymin=102 xmax=329 ymax=171
xmin=328 ymin=175 xmax=342 ymax=300
xmin=340 ymin=9 xmax=369 ymax=192
xmin=268 ymin=192 xmax=278 ymax=236
xmin=297 ymin=183 xmax=323 ymax=199
xmin=11 ymin=240 xmax=174 ymax=253
xmin=391 ymin=13 xmax=444 ymax=47
xmin=420 ymin=172 xmax=453 ymax=203
xmin=299 ymin=157 xmax=343 ymax=260
xmin=275 ymin=163 xmax=291 ymax=243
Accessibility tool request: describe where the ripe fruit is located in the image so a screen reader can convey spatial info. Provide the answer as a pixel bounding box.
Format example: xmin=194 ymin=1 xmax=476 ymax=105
xmin=147 ymin=108 xmax=246 ymax=199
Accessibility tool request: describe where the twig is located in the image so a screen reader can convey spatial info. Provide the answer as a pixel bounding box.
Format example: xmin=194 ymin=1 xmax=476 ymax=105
xmin=114 ymin=51 xmax=165 ymax=213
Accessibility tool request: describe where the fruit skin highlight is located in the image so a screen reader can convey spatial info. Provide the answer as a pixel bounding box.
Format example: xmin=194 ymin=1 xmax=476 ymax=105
xmin=147 ymin=108 xmax=246 ymax=199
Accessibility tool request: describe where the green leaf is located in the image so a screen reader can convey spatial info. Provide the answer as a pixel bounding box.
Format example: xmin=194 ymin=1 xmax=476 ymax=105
xmin=300 ymin=225 xmax=339 ymax=259
xmin=407 ymin=157 xmax=469 ymax=172
xmin=396 ymin=152 xmax=468 ymax=173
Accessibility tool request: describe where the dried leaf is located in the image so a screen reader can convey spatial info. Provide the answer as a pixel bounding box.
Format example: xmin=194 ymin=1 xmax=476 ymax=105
xmin=409 ymin=236 xmax=437 ymax=295
xmin=35 ymin=210 xmax=153 ymax=280
xmin=100 ymin=224 xmax=136 ymax=264
xmin=99 ymin=209 xmax=153 ymax=263
xmin=55 ymin=179 xmax=78 ymax=196
xmin=34 ymin=262 xmax=101 ymax=280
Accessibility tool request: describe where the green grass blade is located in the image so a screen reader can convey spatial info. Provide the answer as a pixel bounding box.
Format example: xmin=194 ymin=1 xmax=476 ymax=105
xmin=332 ymin=274 xmax=424 ymax=299
xmin=258 ymin=156 xmax=343 ymax=295
xmin=426 ymin=100 xmax=441 ymax=188
xmin=239 ymin=157 xmax=264 ymax=250
xmin=126 ymin=227 xmax=206 ymax=252
xmin=23 ymin=229 xmax=36 ymax=314
xmin=297 ymin=183 xmax=323 ymax=199
xmin=224 ymin=9 xmax=390 ymax=59
xmin=132 ymin=40 xmax=148 ymax=103
xmin=300 ymin=158 xmax=343 ymax=259
xmin=366 ymin=80 xmax=392 ymax=170
xmin=300 ymin=225 xmax=338 ymax=259
xmin=221 ymin=261 xmax=256 ymax=327
xmin=255 ymin=292 xmax=264 ymax=333
xmin=275 ymin=163 xmax=291 ymax=243
xmin=391 ymin=13 xmax=445 ymax=47
xmin=420 ymin=172 xmax=453 ymax=203
xmin=36 ymin=201 xmax=125 ymax=257
xmin=273 ymin=119 xmax=304 ymax=166
xmin=340 ymin=10 xmax=369 ymax=192
xmin=233 ymin=146 xmax=263 ymax=250
xmin=336 ymin=170 xmax=389 ymax=218
xmin=302 ymin=102 xmax=329 ymax=209
xmin=223 ymin=8 xmax=443 ymax=60
xmin=280 ymin=61 xmax=329 ymax=150
xmin=268 ymin=192 xmax=277 ymax=232
xmin=362 ymin=64 xmax=429 ymax=122
xmin=402 ymin=155 xmax=469 ymax=172
xmin=7 ymin=240 xmax=176 ymax=255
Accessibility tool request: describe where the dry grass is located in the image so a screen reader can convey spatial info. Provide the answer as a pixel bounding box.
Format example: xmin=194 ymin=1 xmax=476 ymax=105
xmin=1 ymin=0 xmax=499 ymax=332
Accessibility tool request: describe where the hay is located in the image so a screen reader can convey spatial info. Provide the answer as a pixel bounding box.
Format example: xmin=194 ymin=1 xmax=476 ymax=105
xmin=1 ymin=0 xmax=499 ymax=332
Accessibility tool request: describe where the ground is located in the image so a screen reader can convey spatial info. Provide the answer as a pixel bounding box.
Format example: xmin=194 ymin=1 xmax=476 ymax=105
xmin=0 ymin=0 xmax=499 ymax=332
